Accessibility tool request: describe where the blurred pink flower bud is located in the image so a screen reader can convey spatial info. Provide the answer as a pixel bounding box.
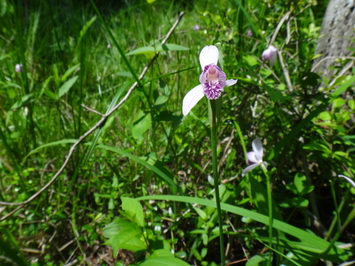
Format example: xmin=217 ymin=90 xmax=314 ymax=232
xmin=15 ymin=64 xmax=23 ymax=72
xmin=107 ymin=44 xmax=111 ymax=49
xmin=193 ymin=24 xmax=200 ymax=31
xmin=247 ymin=29 xmax=252 ymax=37
xmin=262 ymin=45 xmax=277 ymax=65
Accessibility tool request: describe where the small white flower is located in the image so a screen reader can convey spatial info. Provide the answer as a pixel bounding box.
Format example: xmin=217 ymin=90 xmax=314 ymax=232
xmin=154 ymin=225 xmax=162 ymax=232
xmin=262 ymin=45 xmax=277 ymax=65
xmin=242 ymin=137 xmax=267 ymax=176
xmin=15 ymin=64 xmax=23 ymax=72
xmin=182 ymin=45 xmax=237 ymax=116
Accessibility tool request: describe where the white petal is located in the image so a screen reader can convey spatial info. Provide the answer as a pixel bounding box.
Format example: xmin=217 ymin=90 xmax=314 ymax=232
xmin=270 ymin=51 xmax=278 ymax=66
xmin=339 ymin=175 xmax=355 ymax=188
xmin=199 ymin=45 xmax=219 ymax=69
xmin=182 ymin=85 xmax=204 ymax=116
xmin=224 ymin=79 xmax=238 ymax=87
xmin=252 ymin=137 xmax=263 ymax=161
xmin=242 ymin=163 xmax=259 ymax=176
xmin=246 ymin=151 xmax=258 ymax=164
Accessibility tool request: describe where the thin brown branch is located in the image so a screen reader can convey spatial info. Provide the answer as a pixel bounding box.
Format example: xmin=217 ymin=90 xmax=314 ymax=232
xmin=277 ymin=50 xmax=293 ymax=91
xmin=269 ymin=11 xmax=291 ymax=46
xmin=0 ymin=12 xmax=185 ymax=221
xmin=81 ymin=104 xmax=104 ymax=116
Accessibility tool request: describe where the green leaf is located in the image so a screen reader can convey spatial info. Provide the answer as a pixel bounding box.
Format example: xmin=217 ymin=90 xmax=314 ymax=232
xmin=266 ymin=87 xmax=285 ymax=103
xmin=160 ymin=43 xmax=189 ymax=51
xmin=303 ymin=141 xmax=330 ymax=155
xmin=246 ymin=254 xmax=267 ymax=266
xmin=278 ymin=83 xmax=286 ymax=91
xmin=103 ymin=218 xmax=147 ymax=253
xmin=126 ymin=46 xmax=156 ymax=56
xmin=126 ymin=43 xmax=189 ymax=56
xmin=121 ymin=197 xmax=145 ymax=227
xmin=10 ymin=94 xmax=32 ymax=110
xmin=136 ymin=195 xmax=350 ymax=262
xmin=61 ymin=64 xmax=80 ymax=82
xmin=57 ymin=75 xmax=78 ymax=99
xmin=348 ymin=99 xmax=355 ymax=110
xmin=155 ymin=95 xmax=169 ymax=106
xmin=132 ymin=111 xmax=152 ymax=142
xmin=243 ymin=55 xmax=258 ymax=66
xmin=139 ymin=249 xmax=190 ymax=266
xmin=76 ymin=16 xmax=97 ymax=51
xmin=24 ymin=139 xmax=77 ymax=161
xmin=193 ymin=206 xmax=207 ymax=220
xmin=318 ymin=111 xmax=331 ymax=121
xmin=332 ymin=98 xmax=346 ymax=109
xmin=40 ymin=76 xmax=56 ymax=99
xmin=96 ymin=144 xmax=180 ymax=193
xmin=294 ymin=173 xmax=311 ymax=195
xmin=280 ymin=197 xmax=309 ymax=208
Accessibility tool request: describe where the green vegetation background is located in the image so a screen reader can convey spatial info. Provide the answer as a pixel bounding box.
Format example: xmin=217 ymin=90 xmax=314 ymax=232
xmin=0 ymin=0 xmax=354 ymax=265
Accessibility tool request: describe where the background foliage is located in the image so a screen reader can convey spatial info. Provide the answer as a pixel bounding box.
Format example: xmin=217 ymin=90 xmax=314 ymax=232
xmin=0 ymin=0 xmax=354 ymax=265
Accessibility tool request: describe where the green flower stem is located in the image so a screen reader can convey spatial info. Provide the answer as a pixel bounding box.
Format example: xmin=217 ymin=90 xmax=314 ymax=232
xmin=261 ymin=163 xmax=273 ymax=263
xmin=208 ymin=99 xmax=225 ymax=266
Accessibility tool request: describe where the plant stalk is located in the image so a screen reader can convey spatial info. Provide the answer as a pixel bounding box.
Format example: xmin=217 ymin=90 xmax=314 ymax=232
xmin=209 ymin=99 xmax=225 ymax=265
xmin=261 ymin=163 xmax=273 ymax=264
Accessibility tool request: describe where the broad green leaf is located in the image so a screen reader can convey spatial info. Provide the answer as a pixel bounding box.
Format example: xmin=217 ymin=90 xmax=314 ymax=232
xmin=155 ymin=95 xmax=168 ymax=106
xmin=348 ymin=99 xmax=355 ymax=110
xmin=126 ymin=46 xmax=155 ymax=56
xmin=137 ymin=195 xmax=350 ymax=262
xmin=10 ymin=94 xmax=32 ymax=110
xmin=246 ymin=254 xmax=267 ymax=266
xmin=243 ymin=55 xmax=258 ymax=66
xmin=139 ymin=249 xmax=190 ymax=266
xmin=193 ymin=206 xmax=207 ymax=220
xmin=40 ymin=76 xmax=55 ymax=99
xmin=57 ymin=76 xmax=78 ymax=99
xmin=61 ymin=64 xmax=80 ymax=82
xmin=294 ymin=173 xmax=314 ymax=195
xmin=280 ymin=197 xmax=309 ymax=208
xmin=126 ymin=43 xmax=189 ymax=56
xmin=132 ymin=111 xmax=152 ymax=142
xmin=318 ymin=111 xmax=331 ymax=121
xmin=121 ymin=197 xmax=145 ymax=227
xmin=332 ymin=98 xmax=346 ymax=109
xmin=159 ymin=43 xmax=189 ymax=51
xmin=266 ymin=87 xmax=285 ymax=103
xmin=260 ymin=68 xmax=272 ymax=78
xmin=117 ymin=71 xmax=133 ymax=77
xmin=103 ymin=218 xmax=146 ymax=253
xmin=278 ymin=83 xmax=286 ymax=91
